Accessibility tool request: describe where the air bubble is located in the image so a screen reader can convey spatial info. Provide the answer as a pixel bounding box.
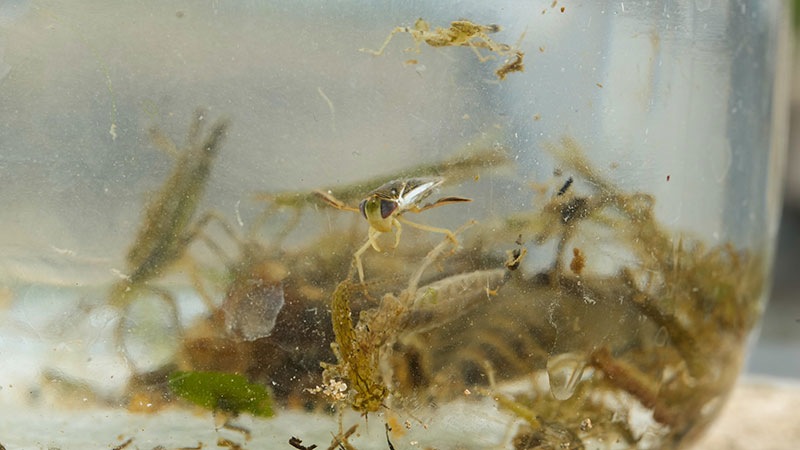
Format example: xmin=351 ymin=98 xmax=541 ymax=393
xmin=547 ymin=353 xmax=587 ymax=400
xmin=654 ymin=326 xmax=669 ymax=347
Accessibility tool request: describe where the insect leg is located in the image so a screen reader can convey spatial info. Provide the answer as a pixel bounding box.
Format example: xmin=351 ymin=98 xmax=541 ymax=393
xmin=183 ymin=211 xmax=240 ymax=250
xmin=221 ymin=419 xmax=251 ymax=440
xmin=195 ymin=230 xmax=234 ymax=265
xmin=359 ymin=26 xmax=409 ymax=56
xmin=475 ymin=33 xmax=512 ymax=54
xmin=181 ymin=255 xmax=218 ymax=313
xmin=391 ymin=218 xmax=402 ymax=249
xmin=275 ymin=207 xmax=303 ymax=245
xmin=312 ymin=190 xmax=360 ymax=213
xmin=150 ymin=285 xmax=182 ymax=337
xmin=467 ymin=38 xmax=495 ymax=62
xmin=368 ymin=226 xmax=383 ymax=252
xmin=354 ymin=238 xmax=372 ymax=285
xmin=247 ymin=202 xmax=279 ymax=239
xmin=406 ymin=29 xmax=427 ymax=53
xmin=397 ymin=216 xmax=459 ymax=250
xmin=413 ymin=196 xmax=472 ymax=212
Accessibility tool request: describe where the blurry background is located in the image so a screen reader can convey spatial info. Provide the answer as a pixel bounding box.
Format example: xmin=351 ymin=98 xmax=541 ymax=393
xmin=745 ymin=6 xmax=800 ymax=379
xmin=699 ymin=22 xmax=800 ymax=444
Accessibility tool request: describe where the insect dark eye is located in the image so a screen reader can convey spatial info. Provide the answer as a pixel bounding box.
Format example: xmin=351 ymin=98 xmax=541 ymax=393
xmin=359 ymin=200 xmax=367 ymax=219
xmin=380 ymin=199 xmax=398 ymax=219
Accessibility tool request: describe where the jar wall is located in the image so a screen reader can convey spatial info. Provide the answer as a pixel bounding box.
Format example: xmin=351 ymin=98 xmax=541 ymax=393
xmin=0 ymin=1 xmax=789 ymax=449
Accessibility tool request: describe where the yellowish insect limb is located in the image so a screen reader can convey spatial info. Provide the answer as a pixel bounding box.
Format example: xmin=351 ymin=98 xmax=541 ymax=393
xmin=183 ymin=256 xmax=218 ymax=313
xmin=192 ymin=211 xmax=240 ymax=243
xmin=368 ymin=227 xmax=382 ymax=252
xmin=352 ymin=242 xmax=377 ymax=301
xmin=274 ymin=207 xmax=302 ymax=244
xmin=392 ymin=218 xmax=402 ymax=249
xmin=312 ymin=190 xmax=359 ymax=212
xmin=180 ymin=211 xmax=238 ymax=255
xmin=354 ymin=239 xmax=372 ymax=285
xmin=415 ymin=196 xmax=472 ymax=212
xmin=246 ymin=202 xmax=279 ymax=239
xmin=359 ymin=27 xmax=405 ymax=56
xmin=397 ymin=216 xmax=459 ymax=250
xmin=468 ymin=40 xmax=494 ymax=62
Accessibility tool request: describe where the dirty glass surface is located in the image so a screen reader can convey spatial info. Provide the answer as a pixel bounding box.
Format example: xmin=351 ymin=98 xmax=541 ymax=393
xmin=0 ymin=1 xmax=790 ymax=449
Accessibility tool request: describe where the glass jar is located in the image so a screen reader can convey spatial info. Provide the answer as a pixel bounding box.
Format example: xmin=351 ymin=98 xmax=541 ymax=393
xmin=0 ymin=1 xmax=789 ymax=449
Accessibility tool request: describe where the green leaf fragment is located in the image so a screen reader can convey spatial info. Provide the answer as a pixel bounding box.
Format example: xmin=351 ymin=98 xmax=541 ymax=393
xmin=168 ymin=370 xmax=273 ymax=417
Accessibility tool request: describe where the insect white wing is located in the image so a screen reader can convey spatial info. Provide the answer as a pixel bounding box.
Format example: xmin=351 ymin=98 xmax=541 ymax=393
xmin=397 ymin=178 xmax=443 ymax=209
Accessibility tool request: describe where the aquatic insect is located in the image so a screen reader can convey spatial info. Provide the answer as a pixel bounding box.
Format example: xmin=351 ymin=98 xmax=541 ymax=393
xmin=109 ymin=108 xmax=230 ymax=364
xmin=314 ymin=177 xmax=471 ymax=284
xmin=361 ymin=18 xmax=526 ymax=80
xmin=250 ymin=144 xmax=508 ymax=242
xmin=327 ymin=279 xmax=389 ymax=412
xmin=361 ymin=18 xmax=510 ymax=62
xmin=112 ymin=108 xmax=230 ymax=299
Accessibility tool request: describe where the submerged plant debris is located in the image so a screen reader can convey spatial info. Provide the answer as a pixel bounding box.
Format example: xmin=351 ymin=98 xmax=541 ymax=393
xmin=168 ymin=371 xmax=273 ymax=418
xmin=386 ymin=137 xmax=767 ymax=448
xmin=37 ymin=108 xmax=767 ymax=450
xmin=289 ymin=436 xmax=317 ymax=450
xmin=320 ymin=221 xmax=507 ymax=414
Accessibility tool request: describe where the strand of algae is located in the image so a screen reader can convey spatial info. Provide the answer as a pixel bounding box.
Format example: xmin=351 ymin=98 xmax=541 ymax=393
xmin=325 ymin=222 xmax=489 ymax=413
xmin=517 ymin=137 xmax=763 ymax=445
xmin=412 ymin=136 xmax=768 ymax=449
